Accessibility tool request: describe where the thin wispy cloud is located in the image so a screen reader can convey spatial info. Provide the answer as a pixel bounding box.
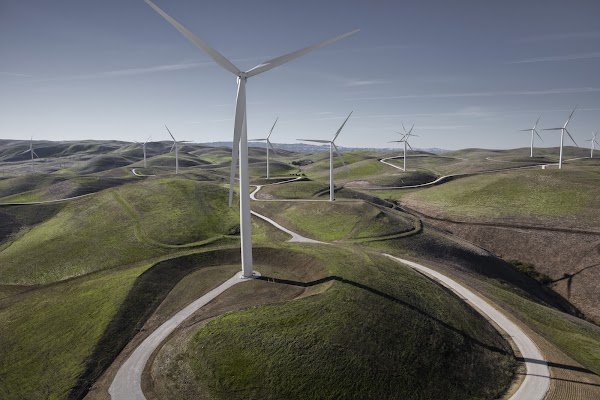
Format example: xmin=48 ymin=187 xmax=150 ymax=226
xmin=344 ymin=79 xmax=388 ymax=87
xmin=508 ymin=52 xmax=600 ymax=64
xmin=346 ymin=87 xmax=600 ymax=101
xmin=519 ymin=31 xmax=600 ymax=42
xmin=18 ymin=62 xmax=216 ymax=84
xmin=0 ymin=71 xmax=33 ymax=78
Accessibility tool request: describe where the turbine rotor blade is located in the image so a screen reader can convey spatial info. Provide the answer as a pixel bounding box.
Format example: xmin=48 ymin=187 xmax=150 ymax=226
xmin=542 ymin=128 xmax=562 ymax=131
xmin=32 ymin=150 xmax=40 ymax=159
xmin=534 ymin=129 xmax=543 ymax=142
xmin=267 ymin=139 xmax=278 ymax=157
xmin=406 ymin=141 xmax=414 ymax=151
xmin=245 ymin=29 xmax=360 ymax=78
xmin=564 ymin=128 xmax=579 ymax=147
xmin=332 ymin=111 xmax=353 ymax=142
xmin=297 ymin=139 xmax=331 ymax=143
xmin=144 ymin=0 xmax=241 ymax=76
xmin=165 ymin=125 xmax=176 ymax=141
xmin=564 ymin=106 xmax=577 ymax=128
xmin=332 ymin=142 xmax=346 ymax=168
xmin=228 ymin=78 xmax=246 ymax=208
xmin=534 ymin=115 xmax=541 ymax=129
xmin=408 ymin=124 xmax=414 ymax=135
xmin=267 ymin=117 xmax=278 ymax=139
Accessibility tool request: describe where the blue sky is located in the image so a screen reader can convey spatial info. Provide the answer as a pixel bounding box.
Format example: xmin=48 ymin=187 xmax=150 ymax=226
xmin=1 ymin=0 xmax=599 ymax=150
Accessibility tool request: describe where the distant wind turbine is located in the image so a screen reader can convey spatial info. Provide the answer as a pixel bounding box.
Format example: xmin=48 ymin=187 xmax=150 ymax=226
xmin=298 ymin=111 xmax=352 ymax=201
xmin=520 ymin=116 xmax=543 ymax=157
xmin=145 ymin=0 xmax=359 ymax=278
xmin=165 ymin=125 xmax=183 ymax=174
xmin=142 ymin=136 xmax=151 ymax=168
xmin=20 ymin=137 xmax=40 ymax=173
xmin=134 ymin=136 xmax=152 ymax=168
xmin=390 ymin=123 xmax=418 ymax=171
xmin=250 ymin=117 xmax=279 ymax=179
xmin=586 ymin=131 xmax=599 ymax=158
xmin=542 ymin=107 xmax=579 ymax=169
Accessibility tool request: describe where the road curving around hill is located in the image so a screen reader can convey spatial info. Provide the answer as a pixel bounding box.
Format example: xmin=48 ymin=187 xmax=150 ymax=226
xmin=360 ymin=155 xmax=588 ymax=191
xmin=248 ymin=202 xmax=551 ymax=400
xmin=109 ymin=271 xmax=259 ymax=400
xmin=385 ymin=255 xmax=550 ymax=400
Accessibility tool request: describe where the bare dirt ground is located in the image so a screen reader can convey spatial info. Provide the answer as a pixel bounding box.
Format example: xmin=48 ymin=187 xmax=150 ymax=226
xmin=400 ymin=202 xmax=600 ymax=326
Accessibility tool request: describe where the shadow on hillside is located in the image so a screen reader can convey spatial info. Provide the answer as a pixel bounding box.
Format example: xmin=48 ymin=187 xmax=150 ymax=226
xmin=67 ymin=247 xmax=240 ymax=400
xmin=516 ymin=357 xmax=598 ymax=376
xmin=257 ymin=274 xmax=510 ymax=356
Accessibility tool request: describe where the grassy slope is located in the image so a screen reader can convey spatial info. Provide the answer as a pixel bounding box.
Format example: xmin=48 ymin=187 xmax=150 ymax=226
xmin=251 ymin=200 xmax=414 ymax=241
xmin=257 ymin=180 xmax=329 ymax=199
xmin=402 ymin=167 xmax=600 ymax=226
xmin=0 ymin=263 xmax=150 ymax=400
xmin=0 ymin=178 xmax=239 ymax=284
xmin=151 ymin=246 xmax=515 ymax=400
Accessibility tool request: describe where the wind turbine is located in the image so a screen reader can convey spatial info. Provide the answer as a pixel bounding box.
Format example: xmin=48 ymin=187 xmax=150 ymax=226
xmin=134 ymin=136 xmax=152 ymax=168
xmin=250 ymin=117 xmax=279 ymax=179
xmin=298 ymin=111 xmax=352 ymax=202
xmin=165 ymin=125 xmax=182 ymax=174
xmin=145 ymin=0 xmax=358 ymax=278
xmin=542 ymin=107 xmax=579 ymax=169
xmin=142 ymin=136 xmax=151 ymax=168
xmin=21 ymin=137 xmax=40 ymax=173
xmin=586 ymin=131 xmax=599 ymax=158
xmin=390 ymin=123 xmax=418 ymax=171
xmin=520 ymin=116 xmax=543 ymax=157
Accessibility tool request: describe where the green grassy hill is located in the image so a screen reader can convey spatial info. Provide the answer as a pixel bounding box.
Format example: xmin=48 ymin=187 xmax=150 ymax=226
xmin=401 ymin=166 xmax=600 ymax=227
xmin=251 ymin=200 xmax=415 ymax=241
xmin=148 ymin=246 xmax=515 ymax=400
xmin=0 ymin=178 xmax=239 ymax=284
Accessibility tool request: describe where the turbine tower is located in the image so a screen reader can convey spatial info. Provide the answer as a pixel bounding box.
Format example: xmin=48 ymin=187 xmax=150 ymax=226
xmin=542 ymin=107 xmax=579 ymax=169
xmin=298 ymin=111 xmax=352 ymax=202
xmin=520 ymin=116 xmax=543 ymax=157
xmin=145 ymin=0 xmax=359 ymax=278
xmin=143 ymin=136 xmax=151 ymax=168
xmin=390 ymin=123 xmax=418 ymax=171
xmin=165 ymin=125 xmax=180 ymax=174
xmin=586 ymin=131 xmax=599 ymax=158
xmin=250 ymin=117 xmax=279 ymax=179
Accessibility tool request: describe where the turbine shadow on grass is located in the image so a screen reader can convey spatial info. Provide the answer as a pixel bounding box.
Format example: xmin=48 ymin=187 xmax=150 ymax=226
xmin=515 ymin=373 xmax=600 ymax=388
xmin=515 ymin=357 xmax=598 ymax=376
xmin=256 ymin=274 xmax=510 ymax=356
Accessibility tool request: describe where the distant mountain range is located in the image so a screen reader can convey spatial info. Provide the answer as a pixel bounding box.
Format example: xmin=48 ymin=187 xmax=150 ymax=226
xmin=202 ymin=141 xmax=448 ymax=154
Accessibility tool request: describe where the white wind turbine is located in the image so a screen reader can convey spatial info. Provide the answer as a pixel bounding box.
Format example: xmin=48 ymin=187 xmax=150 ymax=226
xmin=520 ymin=115 xmax=543 ymax=157
xmin=586 ymin=131 xmax=599 ymax=158
xmin=145 ymin=0 xmax=358 ymax=278
xmin=542 ymin=107 xmax=579 ymax=169
xmin=134 ymin=136 xmax=152 ymax=168
xmin=21 ymin=137 xmax=40 ymax=173
xmin=250 ymin=117 xmax=279 ymax=179
xmin=165 ymin=125 xmax=184 ymax=174
xmin=142 ymin=136 xmax=151 ymax=168
xmin=389 ymin=123 xmax=418 ymax=171
xmin=298 ymin=111 xmax=352 ymax=202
